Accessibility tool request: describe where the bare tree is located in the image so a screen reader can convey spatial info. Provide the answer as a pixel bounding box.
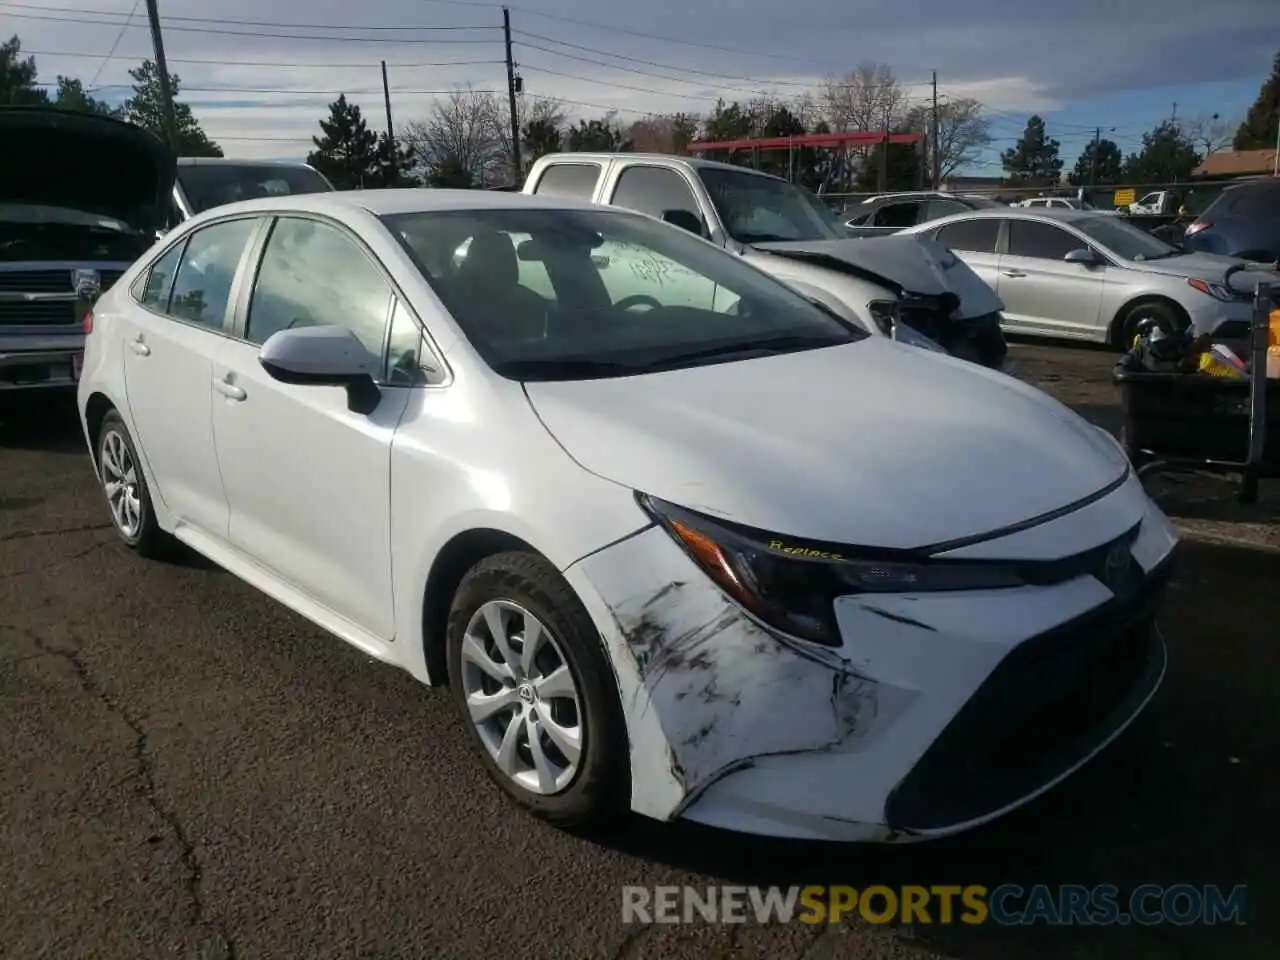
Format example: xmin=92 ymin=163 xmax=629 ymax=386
xmin=400 ymin=85 xmax=505 ymax=186
xmin=494 ymin=93 xmax=569 ymax=178
xmin=1184 ymin=114 xmax=1237 ymax=156
xmin=906 ymin=96 xmax=993 ymax=179
xmin=820 ymin=62 xmax=907 ymax=132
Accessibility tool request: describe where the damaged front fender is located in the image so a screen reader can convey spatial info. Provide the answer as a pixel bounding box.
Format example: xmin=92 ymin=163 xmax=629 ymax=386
xmin=563 ymin=526 xmax=879 ymax=822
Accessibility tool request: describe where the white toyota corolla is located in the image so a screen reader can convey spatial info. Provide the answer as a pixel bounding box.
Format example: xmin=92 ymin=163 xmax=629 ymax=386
xmin=77 ymin=189 xmax=1180 ymax=842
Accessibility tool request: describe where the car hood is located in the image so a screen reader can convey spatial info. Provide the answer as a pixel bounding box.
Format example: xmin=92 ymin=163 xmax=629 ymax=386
xmin=0 ymin=106 xmax=176 ymax=228
xmin=1129 ymin=251 xmax=1280 ymax=286
xmin=525 ymin=338 xmax=1128 ymax=549
xmin=748 ymin=235 xmax=1004 ymax=319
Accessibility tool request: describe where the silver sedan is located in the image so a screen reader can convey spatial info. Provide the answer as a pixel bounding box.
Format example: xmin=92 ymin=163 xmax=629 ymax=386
xmin=898 ymin=208 xmax=1278 ymax=345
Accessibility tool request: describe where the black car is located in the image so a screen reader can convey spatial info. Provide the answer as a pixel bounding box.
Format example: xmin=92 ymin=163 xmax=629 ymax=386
xmin=1183 ymin=178 xmax=1280 ymax=263
xmin=843 ymin=192 xmax=1003 ymax=237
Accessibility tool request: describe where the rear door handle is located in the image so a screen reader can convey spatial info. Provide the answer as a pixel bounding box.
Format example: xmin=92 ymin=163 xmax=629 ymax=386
xmin=1001 ymin=270 xmax=1027 ymax=278
xmin=213 ymin=377 xmax=246 ymax=401
xmin=130 ymin=336 xmax=151 ymax=356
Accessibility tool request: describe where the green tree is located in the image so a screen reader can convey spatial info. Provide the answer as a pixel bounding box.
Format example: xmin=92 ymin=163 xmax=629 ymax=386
xmin=306 ymin=95 xmax=382 ymax=188
xmin=566 ymin=113 xmax=631 ymax=152
xmin=367 ymin=131 xmax=420 ymax=187
xmin=521 ymin=116 xmax=562 ymax=165
xmin=1068 ymin=137 xmax=1124 ymax=186
xmin=856 ymin=134 xmax=924 ymax=191
xmin=1233 ymin=48 xmax=1279 ymax=149
xmin=1000 ymin=115 xmax=1063 ymax=185
xmin=2 ymin=35 xmax=48 ymax=105
xmin=425 ymin=156 xmax=474 ymax=188
xmin=53 ymin=76 xmax=119 ymax=116
xmin=1122 ymin=121 xmax=1202 ymax=183
xmin=123 ymin=60 xmax=222 ymax=156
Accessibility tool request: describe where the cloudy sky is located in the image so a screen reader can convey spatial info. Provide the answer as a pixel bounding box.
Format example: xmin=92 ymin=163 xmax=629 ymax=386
xmin=6 ymin=0 xmax=1277 ymax=171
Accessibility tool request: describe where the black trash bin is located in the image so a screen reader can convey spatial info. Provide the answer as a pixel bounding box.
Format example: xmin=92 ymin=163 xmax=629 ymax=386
xmin=1112 ymin=368 xmax=1280 ymax=475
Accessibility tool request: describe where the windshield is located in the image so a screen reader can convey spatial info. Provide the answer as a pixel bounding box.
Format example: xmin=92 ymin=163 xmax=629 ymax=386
xmin=697 ymin=168 xmax=844 ymax=243
xmin=383 ymin=207 xmax=864 ymax=381
xmin=177 ymin=164 xmax=333 ymax=213
xmin=1072 ymin=215 xmax=1179 ymax=261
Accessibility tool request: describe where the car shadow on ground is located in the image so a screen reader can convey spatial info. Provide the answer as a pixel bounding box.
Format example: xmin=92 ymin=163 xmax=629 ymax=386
xmin=0 ymin=392 xmax=85 ymax=454
xmin=581 ymin=535 xmax=1276 ymax=957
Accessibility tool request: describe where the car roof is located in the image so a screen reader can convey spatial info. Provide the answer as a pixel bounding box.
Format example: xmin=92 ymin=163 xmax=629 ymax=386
xmin=178 ymin=188 xmax=612 ymax=219
xmin=919 ymin=207 xmax=1098 ymax=224
xmin=536 ymin=151 xmax=789 ymax=182
xmin=176 ymin=157 xmax=318 ymax=168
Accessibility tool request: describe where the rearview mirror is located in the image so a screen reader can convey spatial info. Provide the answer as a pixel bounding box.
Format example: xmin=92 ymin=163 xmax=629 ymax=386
xmin=258 ymin=325 xmax=382 ymax=415
xmin=661 ymin=209 xmax=705 ymax=236
xmin=1064 ymin=247 xmax=1100 ymax=265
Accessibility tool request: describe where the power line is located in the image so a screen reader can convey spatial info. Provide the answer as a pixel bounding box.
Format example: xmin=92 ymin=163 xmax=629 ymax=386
xmin=0 ymin=8 xmax=500 ymax=42
xmin=22 ymin=48 xmax=503 ymax=68
xmin=0 ymin=1 xmax=499 ymax=30
xmin=85 ymin=0 xmax=138 ymax=89
xmin=32 ymin=80 xmax=501 ymax=95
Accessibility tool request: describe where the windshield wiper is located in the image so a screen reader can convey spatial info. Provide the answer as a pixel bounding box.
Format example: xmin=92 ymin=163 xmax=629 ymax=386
xmin=644 ymin=333 xmax=845 ymax=369
xmin=492 ymin=358 xmax=645 ymax=380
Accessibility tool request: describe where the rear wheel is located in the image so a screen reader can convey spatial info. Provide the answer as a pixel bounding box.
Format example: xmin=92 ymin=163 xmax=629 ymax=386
xmin=446 ymin=551 xmax=629 ymax=829
xmin=96 ymin=411 xmax=173 ymax=558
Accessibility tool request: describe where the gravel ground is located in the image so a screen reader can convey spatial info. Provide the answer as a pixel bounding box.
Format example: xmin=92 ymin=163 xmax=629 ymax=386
xmin=0 ymin=341 xmax=1275 ymax=959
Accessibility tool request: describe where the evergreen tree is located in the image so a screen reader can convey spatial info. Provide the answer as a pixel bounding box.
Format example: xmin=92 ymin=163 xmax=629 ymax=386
xmin=1122 ymin=121 xmax=1202 ymax=183
xmin=53 ymin=76 xmax=119 ymax=117
xmin=1232 ymin=49 xmax=1279 ymax=150
xmin=1000 ymin=115 xmax=1063 ymax=186
xmin=1 ymin=35 xmax=48 ymax=105
xmin=123 ymin=60 xmax=222 ymax=156
xmin=307 ymin=95 xmax=381 ymax=188
xmin=1068 ymin=138 xmax=1124 ymax=186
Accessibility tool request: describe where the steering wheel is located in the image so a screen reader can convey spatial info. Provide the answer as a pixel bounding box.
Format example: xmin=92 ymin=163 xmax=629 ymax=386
xmin=615 ymin=294 xmax=662 ymax=312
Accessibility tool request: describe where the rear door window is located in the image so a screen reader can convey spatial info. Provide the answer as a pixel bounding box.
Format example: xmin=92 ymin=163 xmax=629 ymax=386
xmin=530 ymin=163 xmax=601 ymax=200
xmin=872 ymin=202 xmax=922 ymax=228
xmin=165 ymin=218 xmax=259 ymax=329
xmin=934 ymin=218 xmax=1001 ymax=254
xmin=1006 ymin=220 xmax=1081 ymax=260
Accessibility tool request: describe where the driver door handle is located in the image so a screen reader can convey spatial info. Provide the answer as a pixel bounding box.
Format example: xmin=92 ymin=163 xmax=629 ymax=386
xmin=130 ymin=334 xmax=151 ymax=356
xmin=213 ymin=376 xmax=246 ymax=401
xmin=1002 ymin=270 xmax=1027 ymax=278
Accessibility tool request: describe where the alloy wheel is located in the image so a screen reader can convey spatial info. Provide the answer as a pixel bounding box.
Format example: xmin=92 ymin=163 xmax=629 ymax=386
xmin=459 ymin=599 xmax=583 ymax=795
xmin=100 ymin=429 xmax=143 ymax=539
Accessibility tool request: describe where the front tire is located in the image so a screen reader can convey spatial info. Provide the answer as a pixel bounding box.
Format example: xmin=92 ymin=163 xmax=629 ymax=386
xmin=1115 ymin=300 xmax=1185 ymax=350
xmin=96 ymin=410 xmax=172 ymax=558
xmin=446 ymin=551 xmax=629 ymax=829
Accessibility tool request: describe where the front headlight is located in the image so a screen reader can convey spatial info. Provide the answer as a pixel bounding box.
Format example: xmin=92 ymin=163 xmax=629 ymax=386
xmin=1186 ymin=277 xmax=1250 ymax=302
xmin=639 ymin=495 xmax=1026 ymax=647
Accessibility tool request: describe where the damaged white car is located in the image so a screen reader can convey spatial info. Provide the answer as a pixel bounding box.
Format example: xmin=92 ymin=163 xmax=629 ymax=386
xmin=78 ymin=190 xmax=1180 ymax=843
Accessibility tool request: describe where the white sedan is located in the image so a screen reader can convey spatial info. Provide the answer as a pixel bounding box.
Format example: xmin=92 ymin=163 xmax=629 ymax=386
xmin=77 ymin=189 xmax=1180 ymax=842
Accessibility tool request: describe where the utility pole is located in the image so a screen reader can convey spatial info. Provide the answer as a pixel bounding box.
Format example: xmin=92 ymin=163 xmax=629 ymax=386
xmin=878 ymin=105 xmax=890 ymax=192
xmin=1273 ymin=106 xmax=1279 ymax=177
xmin=381 ymin=60 xmax=396 ymax=181
xmin=1089 ymin=126 xmax=1100 ymax=186
xmin=143 ymin=0 xmax=178 ymax=151
xmin=930 ymin=71 xmax=940 ymax=190
xmin=502 ymin=7 xmax=522 ymax=181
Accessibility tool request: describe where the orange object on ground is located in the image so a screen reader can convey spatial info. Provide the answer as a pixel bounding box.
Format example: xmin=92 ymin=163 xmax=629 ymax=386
xmin=1268 ymin=345 xmax=1280 ymax=379
xmin=1270 ymin=308 xmax=1280 ymax=347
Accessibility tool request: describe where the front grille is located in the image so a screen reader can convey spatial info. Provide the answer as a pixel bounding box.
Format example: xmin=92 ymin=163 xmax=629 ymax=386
xmin=0 ymin=300 xmax=79 ymax=326
xmin=885 ymin=550 xmax=1176 ymax=833
xmin=0 ymin=269 xmax=74 ymax=293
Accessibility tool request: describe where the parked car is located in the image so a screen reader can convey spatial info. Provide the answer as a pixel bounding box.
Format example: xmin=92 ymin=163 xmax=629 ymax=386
xmin=899 ymin=208 xmax=1280 ymax=345
xmin=1017 ymin=197 xmax=1120 ymax=215
xmin=78 ymin=188 xmax=1180 ymax=842
xmin=844 ymin=191 xmax=1003 ymax=235
xmin=172 ymin=158 xmax=334 ymax=221
xmin=1 ymin=106 xmax=173 ymax=401
xmin=1183 ymin=178 xmax=1280 ymax=264
xmin=523 ymin=154 xmax=1008 ymax=369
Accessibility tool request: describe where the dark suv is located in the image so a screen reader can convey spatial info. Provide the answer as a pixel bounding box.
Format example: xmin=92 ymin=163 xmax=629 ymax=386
xmin=1183 ymin=178 xmax=1280 ymax=263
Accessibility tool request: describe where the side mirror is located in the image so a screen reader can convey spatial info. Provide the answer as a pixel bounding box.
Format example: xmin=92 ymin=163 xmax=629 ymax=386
xmin=1064 ymin=247 xmax=1100 ymax=266
xmin=258 ymin=325 xmax=382 ymax=415
xmin=660 ymin=209 xmax=705 ymax=236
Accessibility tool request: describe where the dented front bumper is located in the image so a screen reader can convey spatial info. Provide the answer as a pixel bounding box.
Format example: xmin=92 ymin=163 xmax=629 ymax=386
xmin=562 ymin=471 xmax=1179 ymax=842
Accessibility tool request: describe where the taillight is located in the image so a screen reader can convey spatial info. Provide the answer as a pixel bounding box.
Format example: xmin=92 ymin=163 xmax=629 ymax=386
xmin=83 ymin=310 xmax=94 ymax=335
xmin=1185 ymin=221 xmax=1210 ymax=236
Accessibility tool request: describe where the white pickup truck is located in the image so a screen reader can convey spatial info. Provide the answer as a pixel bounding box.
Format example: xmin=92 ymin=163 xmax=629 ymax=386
xmin=518 ymin=152 xmax=1010 ymax=369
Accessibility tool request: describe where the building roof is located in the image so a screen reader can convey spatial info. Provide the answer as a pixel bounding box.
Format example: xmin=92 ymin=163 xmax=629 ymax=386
xmin=1193 ymin=149 xmax=1278 ymax=177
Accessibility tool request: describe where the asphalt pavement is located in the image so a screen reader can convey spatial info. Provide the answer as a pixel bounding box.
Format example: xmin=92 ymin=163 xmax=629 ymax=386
xmin=1 ymin=344 xmax=1277 ymax=960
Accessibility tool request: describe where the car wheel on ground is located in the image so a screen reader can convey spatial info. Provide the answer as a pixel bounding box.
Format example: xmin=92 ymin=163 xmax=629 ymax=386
xmin=1115 ymin=300 xmax=1184 ymax=350
xmin=95 ymin=410 xmax=172 ymax=557
xmin=446 ymin=551 xmax=629 ymax=828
